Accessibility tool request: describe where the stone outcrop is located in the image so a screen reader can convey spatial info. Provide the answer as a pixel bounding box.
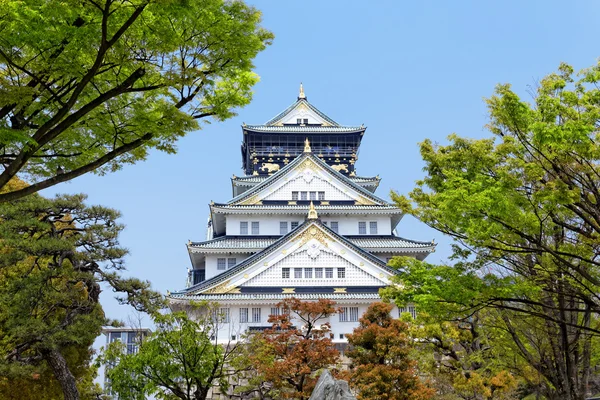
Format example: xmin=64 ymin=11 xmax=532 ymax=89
xmin=308 ymin=369 xmax=356 ymax=400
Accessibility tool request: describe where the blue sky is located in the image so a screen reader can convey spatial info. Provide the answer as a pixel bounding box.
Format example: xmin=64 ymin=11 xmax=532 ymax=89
xmin=43 ymin=0 xmax=600 ymax=328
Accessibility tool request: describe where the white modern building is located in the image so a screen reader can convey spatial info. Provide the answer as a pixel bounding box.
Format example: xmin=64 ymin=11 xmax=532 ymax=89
xmin=168 ymin=85 xmax=434 ymax=343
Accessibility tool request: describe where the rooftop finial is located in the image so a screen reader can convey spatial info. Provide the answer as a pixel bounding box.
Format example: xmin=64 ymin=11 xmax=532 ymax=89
xmin=298 ymin=82 xmax=306 ymax=99
xmin=304 ymin=138 xmax=311 ymax=153
xmin=307 ymin=201 xmax=318 ymax=220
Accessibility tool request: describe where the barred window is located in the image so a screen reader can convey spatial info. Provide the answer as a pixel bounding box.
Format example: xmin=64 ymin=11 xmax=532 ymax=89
xmin=305 ymin=268 xmax=313 ymax=279
xmin=251 ymin=221 xmax=260 ymax=235
xmin=349 ymin=307 xmax=359 ymax=322
xmin=227 ymin=258 xmax=236 ymax=269
xmin=358 ymin=221 xmax=367 ymax=234
xmin=240 ymin=308 xmax=249 ymax=323
xmin=282 ymin=268 xmax=290 ymax=279
xmin=220 ymin=308 xmax=230 ymax=323
xmin=369 ymin=221 xmax=378 ymax=234
xmin=318 ymin=191 xmax=325 ymax=200
xmin=310 ymin=191 xmax=317 ymax=200
xmin=315 ymin=268 xmax=323 ymax=279
xmin=270 ymin=307 xmax=281 ymax=317
xmin=330 ymin=221 xmax=339 ymax=233
xmin=337 ymin=268 xmax=345 ymax=279
xmin=217 ymin=258 xmax=226 ymax=270
xmin=339 ymin=306 xmax=348 ymax=322
xmin=300 ymin=191 xmax=308 ymax=200
xmin=292 ymin=191 xmax=299 ymax=200
xmin=291 ymin=221 xmax=299 ymax=230
xmin=240 ymin=221 xmax=248 ymax=235
xmin=252 ymin=308 xmax=261 ymax=322
xmin=280 ymin=221 xmax=288 ymax=235
xmin=325 ymin=268 xmax=333 ymax=278
xmin=294 ymin=268 xmax=302 ymax=279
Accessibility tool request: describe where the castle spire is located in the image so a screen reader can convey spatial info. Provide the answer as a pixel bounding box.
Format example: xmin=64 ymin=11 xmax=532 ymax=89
xmin=304 ymin=138 xmax=312 ymax=153
xmin=307 ymin=201 xmax=318 ymax=220
xmin=298 ymin=82 xmax=306 ymax=99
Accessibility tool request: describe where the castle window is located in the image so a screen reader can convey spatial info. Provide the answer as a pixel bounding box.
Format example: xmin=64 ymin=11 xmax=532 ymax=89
xmin=217 ymin=258 xmax=226 ymax=270
xmin=280 ymin=221 xmax=288 ymax=235
xmin=339 ymin=307 xmax=348 ymax=322
xmin=318 ymin=191 xmax=325 ymax=200
xmin=349 ymin=307 xmax=359 ymax=322
xmin=300 ymin=191 xmax=308 ymax=200
xmin=337 ymin=268 xmax=345 ymax=279
xmin=294 ymin=268 xmax=302 ymax=279
xmin=358 ymin=222 xmax=367 ymax=235
xmin=240 ymin=308 xmax=249 ymax=323
xmin=292 ymin=191 xmax=299 ymax=200
xmin=291 ymin=221 xmax=299 ymax=230
xmin=369 ymin=221 xmax=378 ymax=234
xmin=252 ymin=308 xmax=261 ymax=322
xmin=310 ymin=191 xmax=317 ymax=200
xmin=227 ymin=258 xmax=236 ymax=269
xmin=240 ymin=221 xmax=248 ymax=235
xmin=270 ymin=307 xmax=281 ymax=317
xmin=297 ymin=118 xmax=302 ymax=124
xmin=282 ymin=268 xmax=290 ymax=279
xmin=251 ymin=221 xmax=260 ymax=235
xmin=315 ymin=268 xmax=323 ymax=278
xmin=325 ymin=267 xmax=333 ymax=278
xmin=220 ymin=308 xmax=230 ymax=323
xmin=304 ymin=268 xmax=313 ymax=279
xmin=330 ymin=221 xmax=339 ymax=233
xmin=303 ymin=118 xmax=308 ymax=124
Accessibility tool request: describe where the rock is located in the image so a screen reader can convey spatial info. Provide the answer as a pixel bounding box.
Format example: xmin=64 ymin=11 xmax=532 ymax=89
xmin=308 ymin=369 xmax=356 ymax=400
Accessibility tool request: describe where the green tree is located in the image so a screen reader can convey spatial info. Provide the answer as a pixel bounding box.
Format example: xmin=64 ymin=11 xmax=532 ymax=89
xmin=101 ymin=308 xmax=246 ymax=400
xmin=390 ymin=62 xmax=600 ymax=400
xmin=0 ymin=179 xmax=162 ymax=400
xmin=0 ymin=0 xmax=273 ymax=202
xmin=344 ymin=302 xmax=434 ymax=400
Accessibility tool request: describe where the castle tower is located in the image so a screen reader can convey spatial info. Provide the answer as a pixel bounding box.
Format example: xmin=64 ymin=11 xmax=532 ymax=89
xmin=168 ymin=86 xmax=435 ymax=343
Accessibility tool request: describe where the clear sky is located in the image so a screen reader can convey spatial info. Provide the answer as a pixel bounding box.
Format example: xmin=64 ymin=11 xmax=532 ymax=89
xmin=43 ymin=0 xmax=600 ymax=329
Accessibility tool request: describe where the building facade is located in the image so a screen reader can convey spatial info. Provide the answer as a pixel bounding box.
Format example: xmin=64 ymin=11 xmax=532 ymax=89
xmin=167 ymin=86 xmax=434 ymax=343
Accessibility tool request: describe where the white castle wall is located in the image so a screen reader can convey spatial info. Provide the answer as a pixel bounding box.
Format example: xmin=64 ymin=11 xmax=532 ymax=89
xmin=224 ymin=214 xmax=392 ymax=236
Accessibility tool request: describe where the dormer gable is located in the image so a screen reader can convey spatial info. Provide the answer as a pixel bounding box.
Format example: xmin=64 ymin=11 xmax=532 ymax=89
xmin=228 ymin=151 xmax=389 ymax=206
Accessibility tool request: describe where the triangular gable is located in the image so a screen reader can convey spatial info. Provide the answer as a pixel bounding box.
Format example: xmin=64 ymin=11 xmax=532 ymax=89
xmin=227 ymin=152 xmax=389 ymax=206
xmin=187 ymin=221 xmax=397 ymax=295
xmin=265 ymin=98 xmax=339 ymax=127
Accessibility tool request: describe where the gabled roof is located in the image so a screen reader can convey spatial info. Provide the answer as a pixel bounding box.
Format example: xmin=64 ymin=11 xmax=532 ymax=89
xmin=231 ymin=174 xmax=381 ymax=196
xmin=175 ymin=219 xmax=399 ymax=296
xmin=227 ymin=151 xmax=390 ymax=206
xmin=264 ymin=97 xmax=341 ymax=127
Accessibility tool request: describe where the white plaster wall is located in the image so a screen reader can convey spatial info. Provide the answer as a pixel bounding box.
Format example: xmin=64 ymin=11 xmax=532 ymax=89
xmin=205 ymin=253 xmax=253 ymax=280
xmin=263 ymin=175 xmax=354 ymax=201
xmin=225 ymin=215 xmax=392 ymax=236
xmin=243 ymin=250 xmax=385 ymax=287
xmin=207 ymin=302 xmax=401 ymax=344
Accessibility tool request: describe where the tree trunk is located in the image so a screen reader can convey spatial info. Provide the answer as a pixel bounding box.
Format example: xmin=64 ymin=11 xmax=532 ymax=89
xmin=42 ymin=348 xmax=80 ymax=400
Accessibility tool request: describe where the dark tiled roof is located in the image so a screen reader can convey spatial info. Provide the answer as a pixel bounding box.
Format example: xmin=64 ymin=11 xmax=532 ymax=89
xmin=169 ymin=292 xmax=382 ymax=301
xmin=189 ymin=235 xmax=434 ymax=252
xmin=244 ymin=125 xmax=364 ymax=133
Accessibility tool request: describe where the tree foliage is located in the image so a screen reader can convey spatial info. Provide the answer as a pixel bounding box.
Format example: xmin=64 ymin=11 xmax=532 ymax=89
xmin=0 ymin=0 xmax=273 ymax=202
xmin=0 ymin=179 xmax=162 ymax=400
xmin=343 ymin=302 xmax=434 ymax=400
xmin=390 ymin=62 xmax=600 ymax=400
xmin=248 ymin=298 xmax=340 ymax=400
xmin=101 ymin=308 xmax=246 ymax=400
